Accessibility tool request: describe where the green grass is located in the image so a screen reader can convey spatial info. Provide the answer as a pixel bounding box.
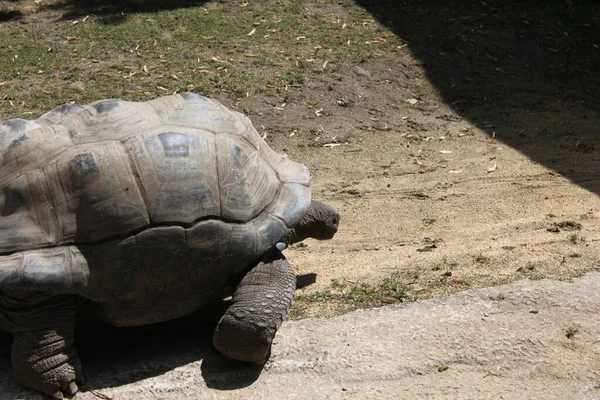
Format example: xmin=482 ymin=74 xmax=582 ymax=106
xmin=473 ymin=253 xmax=489 ymax=263
xmin=0 ymin=0 xmax=401 ymax=118
xmin=568 ymin=233 xmax=585 ymax=244
xmin=306 ymin=276 xmax=408 ymax=305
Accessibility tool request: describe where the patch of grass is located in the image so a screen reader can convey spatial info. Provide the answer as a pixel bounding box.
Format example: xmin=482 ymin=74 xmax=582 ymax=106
xmin=0 ymin=0 xmax=404 ymax=118
xmin=473 ymin=253 xmax=489 ymax=263
xmin=304 ymin=276 xmax=408 ymax=305
xmin=568 ymin=233 xmax=585 ymax=244
xmin=307 ymin=288 xmax=332 ymax=302
xmin=277 ymin=69 xmax=305 ymax=85
xmin=569 ymin=233 xmax=579 ymax=244
xmin=565 ymin=326 xmax=579 ymax=339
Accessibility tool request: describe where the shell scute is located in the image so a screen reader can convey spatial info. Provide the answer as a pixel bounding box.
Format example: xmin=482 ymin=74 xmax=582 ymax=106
xmin=124 ymin=127 xmax=220 ymax=223
xmin=216 ymin=134 xmax=280 ymax=222
xmin=43 ymin=142 xmax=149 ymax=244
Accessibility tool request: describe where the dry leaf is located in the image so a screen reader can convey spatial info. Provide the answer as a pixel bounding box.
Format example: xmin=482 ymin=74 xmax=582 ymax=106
xmin=66 ymin=36 xmax=77 ymax=41
xmin=0 ymin=82 xmax=8 ymax=88
xmin=380 ymin=297 xmax=398 ymax=304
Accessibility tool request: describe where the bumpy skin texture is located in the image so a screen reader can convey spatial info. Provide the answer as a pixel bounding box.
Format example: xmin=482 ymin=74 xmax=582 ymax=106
xmin=213 ymin=250 xmax=296 ymax=363
xmin=1 ymin=293 xmax=82 ymax=399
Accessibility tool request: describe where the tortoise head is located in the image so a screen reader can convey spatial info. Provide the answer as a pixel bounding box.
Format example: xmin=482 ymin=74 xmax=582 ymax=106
xmin=284 ymin=200 xmax=340 ymax=245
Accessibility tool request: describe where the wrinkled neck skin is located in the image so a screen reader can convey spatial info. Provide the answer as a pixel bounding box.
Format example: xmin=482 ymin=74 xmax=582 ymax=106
xmin=284 ymin=200 xmax=339 ymax=246
xmin=283 ymin=223 xmax=310 ymax=245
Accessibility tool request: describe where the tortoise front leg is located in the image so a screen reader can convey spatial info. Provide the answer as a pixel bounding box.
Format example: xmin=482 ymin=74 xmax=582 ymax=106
xmin=213 ymin=250 xmax=296 ymax=363
xmin=1 ymin=292 xmax=82 ymax=399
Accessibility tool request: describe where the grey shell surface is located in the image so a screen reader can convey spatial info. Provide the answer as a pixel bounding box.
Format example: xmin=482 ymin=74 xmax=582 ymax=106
xmin=0 ymin=93 xmax=310 ymax=316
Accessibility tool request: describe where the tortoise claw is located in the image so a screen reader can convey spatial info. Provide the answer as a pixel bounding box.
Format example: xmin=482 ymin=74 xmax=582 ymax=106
xmin=66 ymin=381 xmax=79 ymax=397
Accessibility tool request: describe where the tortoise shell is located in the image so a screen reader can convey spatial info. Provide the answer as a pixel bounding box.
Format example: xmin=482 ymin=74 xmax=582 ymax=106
xmin=0 ymin=93 xmax=310 ymax=323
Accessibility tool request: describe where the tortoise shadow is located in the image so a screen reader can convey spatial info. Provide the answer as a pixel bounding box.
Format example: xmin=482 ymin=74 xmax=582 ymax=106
xmin=71 ymin=274 xmax=315 ymax=392
xmin=0 ymin=301 xmax=264 ymax=396
xmin=73 ymin=301 xmax=264 ymax=393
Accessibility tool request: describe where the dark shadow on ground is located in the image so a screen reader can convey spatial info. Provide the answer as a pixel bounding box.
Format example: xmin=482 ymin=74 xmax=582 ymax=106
xmin=74 ymin=301 xmax=263 ymax=393
xmin=0 ymin=300 xmax=263 ymax=396
xmin=355 ymin=0 xmax=600 ymax=195
xmin=0 ymin=9 xmax=22 ymax=22
xmin=40 ymin=0 xmax=211 ymax=24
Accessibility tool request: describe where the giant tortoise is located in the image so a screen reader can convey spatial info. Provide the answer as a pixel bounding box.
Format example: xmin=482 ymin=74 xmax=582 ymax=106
xmin=0 ymin=92 xmax=340 ymax=398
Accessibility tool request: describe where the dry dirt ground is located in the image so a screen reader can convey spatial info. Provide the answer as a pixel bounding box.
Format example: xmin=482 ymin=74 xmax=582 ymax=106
xmin=255 ymin=0 xmax=600 ymax=317
xmin=0 ymin=0 xmax=599 ymax=398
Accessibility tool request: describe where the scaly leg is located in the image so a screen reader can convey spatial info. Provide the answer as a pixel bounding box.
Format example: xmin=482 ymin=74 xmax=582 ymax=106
xmin=213 ymin=250 xmax=296 ymax=363
xmin=1 ymin=292 xmax=82 ymax=399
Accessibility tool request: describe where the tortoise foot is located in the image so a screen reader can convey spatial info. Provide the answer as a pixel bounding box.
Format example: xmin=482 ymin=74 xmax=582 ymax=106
xmin=213 ymin=250 xmax=296 ymax=363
